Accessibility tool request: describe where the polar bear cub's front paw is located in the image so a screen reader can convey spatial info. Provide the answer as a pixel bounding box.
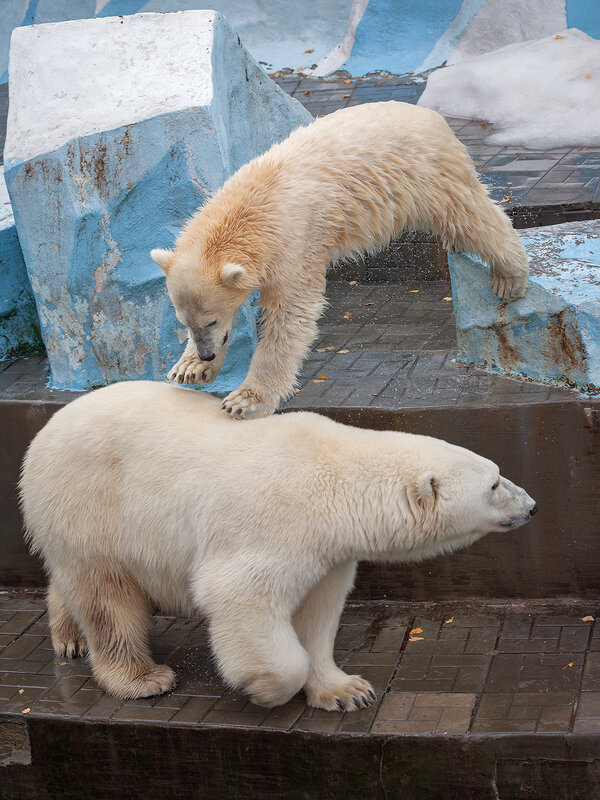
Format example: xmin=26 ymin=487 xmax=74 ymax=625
xmin=221 ymin=386 xmax=278 ymax=420
xmin=168 ymin=356 xmax=220 ymax=385
xmin=305 ymin=673 xmax=377 ymax=712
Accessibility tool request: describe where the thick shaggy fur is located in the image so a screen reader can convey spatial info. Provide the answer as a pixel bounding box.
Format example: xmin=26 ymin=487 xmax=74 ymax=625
xmin=20 ymin=382 xmax=536 ymax=709
xmin=152 ymin=101 xmax=529 ymax=419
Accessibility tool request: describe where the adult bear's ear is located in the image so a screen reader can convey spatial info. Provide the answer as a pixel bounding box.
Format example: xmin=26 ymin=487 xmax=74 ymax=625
xmin=414 ymin=471 xmax=439 ymax=508
xmin=150 ymin=248 xmax=174 ymax=274
xmin=221 ymin=263 xmax=247 ymax=287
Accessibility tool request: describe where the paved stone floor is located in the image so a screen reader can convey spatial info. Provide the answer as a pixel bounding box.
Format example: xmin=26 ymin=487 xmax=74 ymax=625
xmin=276 ymin=75 xmax=600 ymax=212
xmin=2 ymin=593 xmax=600 ymax=736
xmin=0 ymin=281 xmax=574 ymax=409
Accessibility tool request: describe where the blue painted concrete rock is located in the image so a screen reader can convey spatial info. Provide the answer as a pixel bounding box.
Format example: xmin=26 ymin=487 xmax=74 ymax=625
xmin=0 ymin=174 xmax=42 ymax=360
xmin=4 ymin=11 xmax=311 ymax=391
xmin=449 ymin=220 xmax=600 ymax=395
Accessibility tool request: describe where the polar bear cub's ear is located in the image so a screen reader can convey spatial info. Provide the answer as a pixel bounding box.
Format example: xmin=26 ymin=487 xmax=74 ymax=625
xmin=414 ymin=471 xmax=439 ymax=507
xmin=221 ymin=263 xmax=247 ymax=287
xmin=150 ymin=248 xmax=174 ymax=274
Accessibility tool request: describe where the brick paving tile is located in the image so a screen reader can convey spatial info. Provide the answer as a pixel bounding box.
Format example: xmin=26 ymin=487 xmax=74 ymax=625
xmin=3 ymin=598 xmax=600 ymax=738
xmin=573 ymin=692 xmax=600 ymax=732
xmin=373 ymin=692 xmax=475 ymax=734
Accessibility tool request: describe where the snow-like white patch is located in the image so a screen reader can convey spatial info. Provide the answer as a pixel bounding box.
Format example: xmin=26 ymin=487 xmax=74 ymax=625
xmin=6 ymin=11 xmax=215 ymax=162
xmin=419 ymin=29 xmax=600 ymax=149
xmin=448 ymin=0 xmax=565 ymax=65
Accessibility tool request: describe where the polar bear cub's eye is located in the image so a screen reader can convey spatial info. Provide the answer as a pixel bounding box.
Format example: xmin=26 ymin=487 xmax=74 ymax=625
xmin=491 ymin=480 xmax=500 ymax=491
xmin=206 ymin=320 xmax=217 ymax=327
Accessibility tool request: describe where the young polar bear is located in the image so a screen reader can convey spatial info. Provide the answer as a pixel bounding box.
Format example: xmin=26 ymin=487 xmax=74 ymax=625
xmin=151 ymin=101 xmax=528 ymax=420
xmin=20 ymin=382 xmax=537 ymax=710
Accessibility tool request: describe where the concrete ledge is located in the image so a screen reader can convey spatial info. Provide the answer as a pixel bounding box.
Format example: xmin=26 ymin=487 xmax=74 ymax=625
xmin=0 ymin=175 xmax=41 ymax=361
xmin=450 ymin=220 xmax=600 ymax=395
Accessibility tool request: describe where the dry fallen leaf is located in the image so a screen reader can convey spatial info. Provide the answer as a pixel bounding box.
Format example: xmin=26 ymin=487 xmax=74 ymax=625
xmin=337 ymin=349 xmax=350 ymax=354
xmin=554 ymin=34 xmax=565 ymax=39
xmin=501 ymin=195 xmax=512 ymax=203
xmin=364 ymin=302 xmax=375 ymax=306
xmin=344 ymin=79 xmax=352 ymax=84
xmin=305 ymin=48 xmax=314 ymax=53
xmin=273 ymin=72 xmax=280 ymax=78
xmin=445 ymin=617 xmax=454 ymax=624
xmin=343 ymin=312 xmax=352 ymax=319
xmin=586 ymin=74 xmax=592 ymax=79
xmin=474 ymin=162 xmax=484 ymax=166
xmin=312 ymin=379 xmax=325 ymax=384
xmin=18 ymin=689 xmax=24 ymax=694
xmin=563 ymin=662 xmax=574 ymax=669
xmin=410 ymin=627 xmax=423 ymax=635
xmin=443 ymin=297 xmax=452 ymax=301
xmin=318 ymin=374 xmax=327 ymax=380
xmin=22 ymin=708 xmax=30 ymax=714
xmin=480 ymin=122 xmax=487 ymax=127
xmin=293 ymin=388 xmax=301 ymax=393
xmin=581 ymin=615 xmax=595 ymax=622
xmin=348 ymin=280 xmax=358 ymax=285
xmin=343 ymin=94 xmax=351 ymax=98
xmin=409 ymin=636 xmax=424 ymax=642
xmin=304 ymin=90 xmax=310 ymax=96
xmin=409 ymin=290 xmax=420 ymax=293
xmin=316 ymin=348 xmax=326 ymax=353
xmin=59 ymin=661 xmax=68 ymax=666
xmin=326 ymin=346 xmax=335 ymax=350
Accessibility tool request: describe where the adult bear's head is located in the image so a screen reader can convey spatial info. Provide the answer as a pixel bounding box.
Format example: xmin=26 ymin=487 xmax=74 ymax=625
xmin=369 ymin=433 xmax=538 ymax=563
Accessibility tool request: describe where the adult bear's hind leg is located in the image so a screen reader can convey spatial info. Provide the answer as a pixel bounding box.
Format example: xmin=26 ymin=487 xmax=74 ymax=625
xmin=48 ymin=582 xmax=87 ymax=658
xmin=72 ymin=567 xmax=175 ymax=699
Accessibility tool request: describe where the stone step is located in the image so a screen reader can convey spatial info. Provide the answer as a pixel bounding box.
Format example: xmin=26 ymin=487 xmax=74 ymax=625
xmin=2 ymin=594 xmax=600 ymax=799
xmin=1 ymin=282 xmax=598 ymax=598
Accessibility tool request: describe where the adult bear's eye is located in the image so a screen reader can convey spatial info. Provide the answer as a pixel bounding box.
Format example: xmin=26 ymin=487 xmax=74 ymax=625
xmin=491 ymin=481 xmax=499 ymax=490
xmin=207 ymin=320 xmax=217 ymax=327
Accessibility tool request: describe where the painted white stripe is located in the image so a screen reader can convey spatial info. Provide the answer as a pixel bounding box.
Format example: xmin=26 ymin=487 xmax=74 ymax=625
xmin=416 ymin=0 xmax=486 ymax=73
xmin=309 ymin=0 xmax=369 ymax=77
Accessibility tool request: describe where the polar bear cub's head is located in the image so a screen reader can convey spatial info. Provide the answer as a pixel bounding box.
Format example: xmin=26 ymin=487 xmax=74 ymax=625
xmin=150 ymin=245 xmax=253 ymax=363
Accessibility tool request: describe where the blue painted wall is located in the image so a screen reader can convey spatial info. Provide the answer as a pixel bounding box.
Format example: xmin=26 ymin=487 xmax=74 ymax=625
xmin=343 ymin=0 xmax=464 ymax=76
xmin=567 ymin=0 xmax=600 ymax=39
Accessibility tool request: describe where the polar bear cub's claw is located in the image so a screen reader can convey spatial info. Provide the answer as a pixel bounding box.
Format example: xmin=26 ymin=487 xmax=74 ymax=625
xmin=221 ymin=387 xmax=278 ymax=420
xmin=491 ymin=269 xmax=528 ymax=301
xmin=168 ymin=356 xmax=219 ymax=385
xmin=306 ymin=674 xmax=376 ymax=712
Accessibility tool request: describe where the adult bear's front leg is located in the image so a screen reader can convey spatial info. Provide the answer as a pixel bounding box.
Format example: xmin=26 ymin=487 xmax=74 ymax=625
xmin=208 ymin=601 xmax=310 ymax=707
xmin=293 ymin=561 xmax=377 ymax=712
xmin=221 ymin=285 xmax=326 ymax=419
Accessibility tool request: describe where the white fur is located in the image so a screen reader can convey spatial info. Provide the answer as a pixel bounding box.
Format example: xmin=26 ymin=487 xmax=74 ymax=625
xmin=159 ymin=101 xmax=529 ymax=418
xmin=20 ymin=381 xmax=536 ymax=709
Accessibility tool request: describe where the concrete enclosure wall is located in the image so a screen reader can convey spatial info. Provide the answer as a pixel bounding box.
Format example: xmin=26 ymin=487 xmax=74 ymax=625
xmin=1 ymin=1 xmax=598 ymax=80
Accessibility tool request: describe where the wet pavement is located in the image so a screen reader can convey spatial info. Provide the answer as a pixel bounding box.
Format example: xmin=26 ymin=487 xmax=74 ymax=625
xmin=2 ymin=593 xmax=600 ymax=736
xmin=0 ymin=281 xmax=575 ymax=410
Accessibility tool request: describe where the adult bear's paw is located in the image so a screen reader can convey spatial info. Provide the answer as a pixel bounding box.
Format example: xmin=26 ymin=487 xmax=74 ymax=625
xmin=221 ymin=387 xmax=278 ymax=420
xmin=490 ymin=268 xmax=528 ymax=301
xmin=168 ymin=356 xmax=220 ymax=385
xmin=306 ymin=674 xmax=377 ymax=712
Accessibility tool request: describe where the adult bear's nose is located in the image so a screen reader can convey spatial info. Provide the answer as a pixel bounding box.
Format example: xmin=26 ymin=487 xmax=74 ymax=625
xmin=530 ymin=503 xmax=539 ymax=517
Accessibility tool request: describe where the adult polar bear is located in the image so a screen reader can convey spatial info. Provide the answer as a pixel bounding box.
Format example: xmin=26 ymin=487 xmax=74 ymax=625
xmin=151 ymin=102 xmax=528 ymax=419
xmin=21 ymin=382 xmax=537 ymax=710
